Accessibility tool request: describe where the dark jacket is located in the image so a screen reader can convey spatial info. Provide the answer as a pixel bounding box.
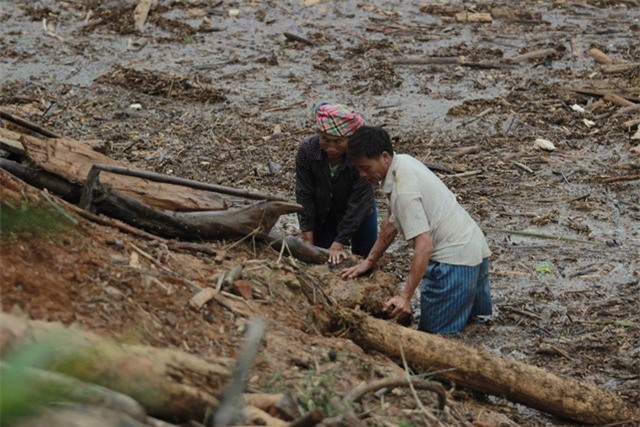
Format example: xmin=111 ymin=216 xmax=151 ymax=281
xmin=295 ymin=135 xmax=374 ymax=246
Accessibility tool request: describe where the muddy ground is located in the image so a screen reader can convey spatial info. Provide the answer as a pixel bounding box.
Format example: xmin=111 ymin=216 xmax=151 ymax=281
xmin=1 ymin=0 xmax=639 ymax=426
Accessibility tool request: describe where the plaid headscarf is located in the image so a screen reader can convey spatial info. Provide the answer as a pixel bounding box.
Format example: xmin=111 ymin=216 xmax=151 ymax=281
xmin=314 ymin=102 xmax=364 ymax=137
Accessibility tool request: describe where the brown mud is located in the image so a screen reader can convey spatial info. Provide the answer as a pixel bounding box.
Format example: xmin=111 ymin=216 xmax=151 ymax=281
xmin=1 ymin=1 xmax=639 ymax=426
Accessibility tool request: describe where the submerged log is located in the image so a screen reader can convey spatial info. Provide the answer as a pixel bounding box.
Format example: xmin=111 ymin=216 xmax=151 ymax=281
xmin=0 ymin=312 xmax=232 ymax=421
xmin=331 ymin=309 xmax=640 ymax=425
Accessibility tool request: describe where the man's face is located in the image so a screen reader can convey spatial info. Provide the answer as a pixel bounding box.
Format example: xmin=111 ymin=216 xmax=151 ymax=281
xmin=351 ymin=152 xmax=391 ymax=185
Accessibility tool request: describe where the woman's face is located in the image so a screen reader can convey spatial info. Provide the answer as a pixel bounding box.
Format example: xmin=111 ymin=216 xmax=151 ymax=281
xmin=318 ymin=132 xmax=348 ymax=159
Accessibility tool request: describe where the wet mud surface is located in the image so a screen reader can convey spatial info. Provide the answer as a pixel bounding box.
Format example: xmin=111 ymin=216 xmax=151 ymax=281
xmin=1 ymin=0 xmax=639 ymax=425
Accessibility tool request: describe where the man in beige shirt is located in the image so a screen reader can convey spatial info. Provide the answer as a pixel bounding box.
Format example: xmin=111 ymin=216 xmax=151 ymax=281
xmin=341 ymin=126 xmax=492 ymax=334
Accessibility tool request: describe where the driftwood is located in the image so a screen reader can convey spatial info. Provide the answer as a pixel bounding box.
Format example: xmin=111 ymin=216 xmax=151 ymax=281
xmin=134 ymin=0 xmax=156 ymax=31
xmin=507 ymin=48 xmax=558 ymax=64
xmin=392 ymin=56 xmax=507 ymax=70
xmin=569 ymin=87 xmax=640 ymax=103
xmin=0 ymin=158 xmax=300 ymax=241
xmin=95 ymin=188 xmax=300 ymax=241
xmin=20 ymin=134 xmax=227 ymax=212
xmin=0 ymin=162 xmax=321 ymax=263
xmin=330 ymin=309 xmax=640 ymax=425
xmin=0 ymin=312 xmax=232 ymax=421
xmin=455 ymin=12 xmax=492 ymax=23
xmin=0 ymin=109 xmax=60 ymax=138
xmin=78 ymin=163 xmax=288 ymax=207
xmin=283 ymin=32 xmax=314 ymax=46
xmin=0 ymin=127 xmax=27 ymax=156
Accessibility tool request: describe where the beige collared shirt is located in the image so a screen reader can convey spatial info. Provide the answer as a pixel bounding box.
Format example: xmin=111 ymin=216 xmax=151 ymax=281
xmin=382 ymin=154 xmax=490 ymax=266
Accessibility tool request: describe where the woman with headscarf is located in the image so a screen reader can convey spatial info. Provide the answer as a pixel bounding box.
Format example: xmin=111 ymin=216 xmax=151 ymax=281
xmin=295 ymin=102 xmax=377 ymax=264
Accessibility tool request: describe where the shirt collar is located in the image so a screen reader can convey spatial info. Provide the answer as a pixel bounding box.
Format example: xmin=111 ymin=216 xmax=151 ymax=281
xmin=381 ymin=153 xmax=398 ymax=194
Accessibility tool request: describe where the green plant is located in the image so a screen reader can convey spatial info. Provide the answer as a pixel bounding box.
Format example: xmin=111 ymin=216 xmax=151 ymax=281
xmin=0 ymin=203 xmax=72 ymax=237
xmin=181 ymin=34 xmax=194 ymax=44
xmin=298 ymin=367 xmax=339 ymax=416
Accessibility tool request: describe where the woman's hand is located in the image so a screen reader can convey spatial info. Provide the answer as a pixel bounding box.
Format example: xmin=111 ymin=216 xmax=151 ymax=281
xmin=340 ymin=258 xmax=374 ymax=279
xmin=328 ymin=242 xmax=347 ymax=265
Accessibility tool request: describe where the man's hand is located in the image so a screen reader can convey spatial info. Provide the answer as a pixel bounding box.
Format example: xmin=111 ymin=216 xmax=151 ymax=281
xmin=383 ymin=295 xmax=412 ymax=319
xmin=340 ymin=258 xmax=374 ymax=279
xmin=328 ymin=242 xmax=347 ymax=265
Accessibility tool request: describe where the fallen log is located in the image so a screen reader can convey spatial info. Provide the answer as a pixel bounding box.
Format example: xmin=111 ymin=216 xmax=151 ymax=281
xmin=330 ymin=309 xmax=640 ymax=425
xmin=267 ymin=231 xmax=329 ymax=264
xmin=0 ymin=159 xmax=301 ymax=241
xmin=0 ymin=163 xmax=316 ymax=263
xmin=95 ymin=188 xmax=300 ymax=240
xmin=0 ymin=127 xmax=27 ymax=156
xmin=20 ymin=134 xmax=227 ymax=212
xmin=0 ymin=312 xmax=232 ymax=421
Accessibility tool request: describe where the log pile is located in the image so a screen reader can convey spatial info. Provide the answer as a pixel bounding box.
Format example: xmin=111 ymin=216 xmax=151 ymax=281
xmin=0 ymin=110 xmax=328 ymax=264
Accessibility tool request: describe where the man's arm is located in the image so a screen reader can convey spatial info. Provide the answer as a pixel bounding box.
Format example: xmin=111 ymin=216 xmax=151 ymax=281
xmin=341 ymin=210 xmax=398 ymax=279
xmin=384 ymin=231 xmax=434 ymax=319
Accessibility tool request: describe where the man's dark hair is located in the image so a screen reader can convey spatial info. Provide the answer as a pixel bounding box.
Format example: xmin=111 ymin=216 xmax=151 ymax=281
xmin=347 ymin=126 xmax=394 ymax=159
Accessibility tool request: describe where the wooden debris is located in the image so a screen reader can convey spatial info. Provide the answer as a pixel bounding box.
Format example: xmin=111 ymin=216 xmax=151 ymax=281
xmin=455 ymin=12 xmax=492 ymax=23
xmin=267 ymin=231 xmax=329 ymax=264
xmin=0 ymin=108 xmax=60 ymax=138
xmin=0 ymin=312 xmax=232 ymax=421
xmin=393 ymin=56 xmax=507 ymax=70
xmin=331 ymin=309 xmax=640 ymax=425
xmin=134 ymin=0 xmax=156 ymax=32
xmin=507 ymin=48 xmax=558 ymax=64
xmin=603 ymin=93 xmax=634 ymax=107
xmin=283 ymin=32 xmax=314 ymax=46
xmin=190 ymin=287 xmax=218 ymax=309
xmin=20 ymin=135 xmax=228 ymax=211
xmin=602 ymin=62 xmax=640 ymax=74
xmin=0 ymin=127 xmax=26 ymax=156
xmin=589 ymin=47 xmax=613 ymax=64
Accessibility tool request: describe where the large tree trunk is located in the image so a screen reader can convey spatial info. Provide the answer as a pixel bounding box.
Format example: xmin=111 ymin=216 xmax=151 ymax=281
xmin=0 ymin=161 xmax=300 ymax=242
xmin=19 ymin=134 xmax=226 ymax=212
xmin=331 ymin=309 xmax=640 ymax=425
xmin=0 ymin=312 xmax=232 ymax=421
